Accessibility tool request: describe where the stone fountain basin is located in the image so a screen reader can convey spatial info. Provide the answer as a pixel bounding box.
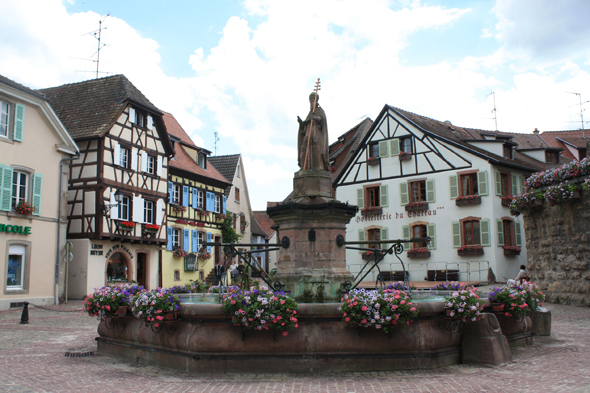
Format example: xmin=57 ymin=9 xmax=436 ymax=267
xmin=95 ymin=299 xmax=532 ymax=374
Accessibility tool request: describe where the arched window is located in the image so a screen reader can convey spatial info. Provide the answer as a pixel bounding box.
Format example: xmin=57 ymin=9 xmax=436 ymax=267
xmin=107 ymin=252 xmax=129 ymax=283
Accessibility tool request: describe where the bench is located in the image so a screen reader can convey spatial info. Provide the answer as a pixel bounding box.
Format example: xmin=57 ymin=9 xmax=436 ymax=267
xmin=427 ymin=269 xmax=459 ymax=281
xmin=377 ymin=271 xmax=408 ymax=282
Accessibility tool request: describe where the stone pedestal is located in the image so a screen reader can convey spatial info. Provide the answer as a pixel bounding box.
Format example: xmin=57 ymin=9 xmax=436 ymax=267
xmin=293 ymin=170 xmax=333 ymax=198
xmin=531 ymin=307 xmax=551 ymax=336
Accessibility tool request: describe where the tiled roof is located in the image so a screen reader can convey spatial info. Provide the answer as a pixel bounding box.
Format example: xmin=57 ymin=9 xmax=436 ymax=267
xmin=38 ymin=75 xmax=160 ymax=139
xmin=0 ymin=74 xmax=47 ymax=100
xmin=250 ymin=214 xmax=268 ymax=237
xmin=252 ymin=211 xmax=276 ymax=238
xmin=208 ymin=154 xmax=240 ymax=183
xmin=163 ymin=113 xmax=231 ymax=186
xmin=330 ymin=118 xmax=373 ymax=182
xmin=162 ymin=111 xmax=196 ymax=147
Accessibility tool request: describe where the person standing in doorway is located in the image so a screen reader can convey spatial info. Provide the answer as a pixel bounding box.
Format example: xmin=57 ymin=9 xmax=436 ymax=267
xmin=215 ymin=261 xmax=225 ymax=286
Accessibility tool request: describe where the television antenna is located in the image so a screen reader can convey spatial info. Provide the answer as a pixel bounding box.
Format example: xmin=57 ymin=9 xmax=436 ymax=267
xmin=76 ymin=14 xmax=110 ymax=78
xmin=566 ymin=92 xmax=588 ymax=139
xmin=486 ymin=91 xmax=498 ymax=132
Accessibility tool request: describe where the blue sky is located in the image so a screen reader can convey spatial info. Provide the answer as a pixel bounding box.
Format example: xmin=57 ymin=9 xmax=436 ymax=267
xmin=1 ymin=0 xmax=590 ymax=210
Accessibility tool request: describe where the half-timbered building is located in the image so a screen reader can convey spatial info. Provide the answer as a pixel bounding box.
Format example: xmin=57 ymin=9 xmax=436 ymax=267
xmin=39 ymin=75 xmax=174 ymax=297
xmin=162 ymin=113 xmax=231 ymax=287
xmin=0 ymin=75 xmax=78 ymax=310
xmin=334 ymin=105 xmax=561 ymax=283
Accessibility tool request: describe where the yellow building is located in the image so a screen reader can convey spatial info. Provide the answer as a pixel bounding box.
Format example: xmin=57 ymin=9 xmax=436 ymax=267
xmin=161 ymin=113 xmax=231 ymax=288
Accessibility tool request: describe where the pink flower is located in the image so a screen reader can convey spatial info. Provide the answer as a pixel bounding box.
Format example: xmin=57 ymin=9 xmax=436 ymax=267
xmin=345 ymin=317 xmax=350 ymax=322
xmin=280 ymin=300 xmax=285 ymax=304
xmin=294 ymin=324 xmax=298 ymax=328
xmin=154 ymin=323 xmax=160 ymax=328
xmin=156 ymin=316 xmax=164 ymax=321
xmin=282 ymin=332 xmax=288 ymax=336
xmin=361 ymin=306 xmax=367 ymax=311
xmin=410 ymin=307 xmax=416 ymax=311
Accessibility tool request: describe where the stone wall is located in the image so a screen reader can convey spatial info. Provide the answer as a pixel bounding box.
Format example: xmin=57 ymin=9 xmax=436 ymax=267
xmin=524 ymin=188 xmax=590 ymax=307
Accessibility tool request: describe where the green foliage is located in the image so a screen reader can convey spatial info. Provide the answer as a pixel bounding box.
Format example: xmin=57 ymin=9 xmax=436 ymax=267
xmin=221 ymin=211 xmax=241 ymax=244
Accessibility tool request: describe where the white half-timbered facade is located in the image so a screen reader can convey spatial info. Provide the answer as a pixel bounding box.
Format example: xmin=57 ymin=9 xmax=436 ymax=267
xmin=40 ymin=75 xmax=174 ymax=297
xmin=334 ymin=105 xmax=558 ymax=283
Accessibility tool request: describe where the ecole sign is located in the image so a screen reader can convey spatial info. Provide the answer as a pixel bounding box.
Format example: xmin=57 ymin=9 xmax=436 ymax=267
xmin=0 ymin=223 xmax=32 ymax=235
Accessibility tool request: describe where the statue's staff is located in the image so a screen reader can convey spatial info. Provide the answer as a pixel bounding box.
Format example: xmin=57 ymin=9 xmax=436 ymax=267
xmin=303 ymin=78 xmax=321 ymax=171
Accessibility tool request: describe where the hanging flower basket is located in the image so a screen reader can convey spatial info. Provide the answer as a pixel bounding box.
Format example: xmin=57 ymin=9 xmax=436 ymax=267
xmin=360 ymin=206 xmax=382 ymax=216
xmin=455 ymin=195 xmax=481 ymax=206
xmin=405 ymin=201 xmax=428 ymax=212
xmin=14 ymin=200 xmax=36 ymax=216
xmin=367 ymin=156 xmax=380 ymax=166
xmin=407 ymin=248 xmax=431 ymax=259
xmin=457 ymin=245 xmax=484 ymax=256
xmin=399 ymin=151 xmax=412 ymax=161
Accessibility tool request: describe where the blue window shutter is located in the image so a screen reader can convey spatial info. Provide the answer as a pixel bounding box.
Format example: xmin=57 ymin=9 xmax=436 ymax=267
xmin=192 ymin=230 xmax=198 ymax=253
xmin=223 ymin=196 xmax=227 ymax=214
xmin=168 ymin=182 xmax=173 ymax=204
xmin=206 ymin=232 xmax=212 ymax=253
xmin=32 ymin=173 xmax=43 ymax=216
xmin=167 ymin=226 xmax=173 ymax=250
xmin=192 ymin=188 xmax=198 ymax=209
xmin=0 ymin=164 xmax=14 ymax=212
xmin=182 ymin=186 xmax=189 ymax=207
xmin=206 ymin=192 xmax=214 ymax=212
xmin=13 ymin=104 xmax=25 ymax=142
xmin=183 ymin=229 xmax=190 ymax=252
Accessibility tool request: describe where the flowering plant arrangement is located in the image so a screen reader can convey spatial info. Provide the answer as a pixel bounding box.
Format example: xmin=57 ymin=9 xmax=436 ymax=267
xmin=456 ymin=194 xmax=480 ymax=201
xmin=385 ymin=282 xmax=416 ymax=291
xmin=444 ymin=286 xmax=485 ymax=322
xmin=221 ymin=287 xmax=299 ymax=335
xmin=197 ymin=251 xmax=212 ymax=260
xmin=197 ymin=209 xmax=209 ymax=216
xmin=361 ymin=206 xmax=382 ymax=213
xmin=166 ymin=284 xmax=193 ymax=294
xmin=131 ymin=289 xmax=182 ymax=327
xmin=430 ymin=281 xmax=468 ymax=291
xmin=509 ymin=189 xmax=544 ymax=216
xmin=217 ymin=213 xmax=227 ymax=221
xmin=143 ymin=224 xmax=160 ymax=232
xmin=14 ymin=200 xmax=36 ymax=215
xmin=339 ymin=288 xmax=419 ymax=333
xmin=170 ymin=203 xmax=186 ymax=213
xmin=519 ymin=282 xmax=545 ymax=311
xmin=172 ymin=246 xmax=188 ymax=258
xmin=488 ymin=286 xmax=528 ymax=318
xmin=367 ymin=156 xmax=380 ymax=163
xmin=117 ymin=221 xmax=135 ymax=229
xmin=408 ymin=247 xmax=429 ymax=254
xmin=457 ymin=244 xmax=483 ymax=252
xmin=399 ymin=151 xmax=412 ymax=159
xmin=329 ymin=166 xmax=336 ymax=173
xmin=500 ymin=195 xmax=514 ymax=201
xmin=503 ymin=245 xmax=521 ymax=252
xmin=544 ymin=183 xmax=581 ymax=206
xmin=361 ymin=251 xmax=374 ymax=259
xmin=525 ymin=157 xmax=590 ymax=190
xmin=83 ymin=286 xmax=130 ymax=319
xmin=196 ymin=222 xmax=205 ymax=227
xmin=406 ymin=201 xmax=428 ymax=208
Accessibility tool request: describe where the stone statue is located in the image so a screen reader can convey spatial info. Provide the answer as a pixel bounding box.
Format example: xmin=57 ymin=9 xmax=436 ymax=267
xmin=297 ymin=92 xmax=329 ymax=171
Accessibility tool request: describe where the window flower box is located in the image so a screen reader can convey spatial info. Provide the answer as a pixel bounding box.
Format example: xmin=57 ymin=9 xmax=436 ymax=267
xmin=455 ymin=195 xmax=481 ymax=206
xmin=361 ymin=251 xmax=374 ymax=261
xmin=170 ymin=203 xmax=186 ymax=213
xmin=405 ymin=201 xmax=428 ymax=212
xmin=360 ymin=206 xmax=382 ymax=216
xmin=399 ymin=151 xmax=412 ymax=161
xmin=14 ymin=200 xmax=36 ymax=216
xmin=117 ymin=221 xmax=136 ymax=232
xmin=407 ymin=248 xmax=431 ymax=259
xmin=367 ymin=156 xmax=380 ymax=166
xmin=457 ymin=245 xmax=484 ymax=256
xmin=197 ymin=252 xmax=212 ymax=260
xmin=503 ymin=245 xmax=521 ymax=256
xmin=143 ymin=224 xmax=160 ymax=233
xmin=501 ymin=196 xmax=513 ymax=207
xmin=173 ymin=247 xmax=188 ymax=259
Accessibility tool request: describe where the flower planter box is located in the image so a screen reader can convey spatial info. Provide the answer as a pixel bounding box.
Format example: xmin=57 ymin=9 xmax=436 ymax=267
xmin=405 ymin=203 xmax=428 ymax=212
xmin=117 ymin=224 xmax=135 ymax=232
xmin=361 ymin=253 xmax=374 ymax=261
xmin=501 ymin=198 xmax=512 ymax=207
xmin=457 ymin=248 xmax=484 ymax=257
xmin=492 ymin=303 xmax=505 ymax=314
xmin=367 ymin=157 xmax=380 ymax=166
xmin=503 ymin=248 xmax=520 ymax=256
xmin=455 ymin=195 xmax=481 ymax=206
xmin=114 ymin=306 xmax=127 ymax=318
xmin=407 ymin=250 xmax=431 ymax=259
xmin=399 ymin=154 xmax=412 ymax=162
xmin=361 ymin=207 xmax=382 ymax=216
xmin=164 ymin=310 xmax=178 ymax=322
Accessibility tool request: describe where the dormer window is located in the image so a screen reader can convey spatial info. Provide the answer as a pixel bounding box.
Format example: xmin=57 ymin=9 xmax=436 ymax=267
xmin=197 ymin=153 xmax=206 ymax=169
xmin=503 ymin=144 xmax=513 ymax=159
xmin=545 ymin=151 xmax=559 ymax=164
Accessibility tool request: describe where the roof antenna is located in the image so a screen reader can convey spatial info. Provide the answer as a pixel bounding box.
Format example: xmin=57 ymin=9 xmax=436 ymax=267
xmin=75 ymin=14 xmax=110 ymax=78
xmin=486 ymin=91 xmax=498 ymax=132
xmin=214 ymin=131 xmax=219 ymax=156
xmin=566 ymin=92 xmax=588 ymax=139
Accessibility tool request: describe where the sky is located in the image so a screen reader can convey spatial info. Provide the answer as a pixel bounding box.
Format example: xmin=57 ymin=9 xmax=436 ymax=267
xmin=2 ymin=0 xmax=590 ymax=210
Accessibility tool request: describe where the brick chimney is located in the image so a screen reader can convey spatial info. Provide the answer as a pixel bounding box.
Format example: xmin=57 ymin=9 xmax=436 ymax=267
xmin=533 ymin=128 xmax=539 ymax=134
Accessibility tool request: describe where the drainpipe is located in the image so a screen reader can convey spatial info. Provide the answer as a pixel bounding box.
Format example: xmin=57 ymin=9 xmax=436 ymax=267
xmin=55 ymin=153 xmax=79 ymax=305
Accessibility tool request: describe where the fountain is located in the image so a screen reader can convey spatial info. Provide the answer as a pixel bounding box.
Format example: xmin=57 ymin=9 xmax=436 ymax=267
xmin=96 ymin=83 xmax=532 ymax=373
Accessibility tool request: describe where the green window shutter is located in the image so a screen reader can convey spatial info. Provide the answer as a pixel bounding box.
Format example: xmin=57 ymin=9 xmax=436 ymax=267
xmin=32 ymin=173 xmax=43 ymax=216
xmin=519 ymin=175 xmax=526 ymax=193
xmin=402 ymin=225 xmax=410 ymax=250
xmin=480 ymin=219 xmax=490 ymax=246
xmin=496 ymin=219 xmax=504 ymax=247
xmin=380 ymin=184 xmax=388 ymax=207
xmin=452 ymin=221 xmax=461 ymax=248
xmin=357 ymin=188 xmax=364 ymax=209
xmin=449 ymin=175 xmax=458 ymax=199
xmin=390 ymin=139 xmax=400 ymax=156
xmin=13 ymin=104 xmax=25 ymax=142
xmin=0 ymin=165 xmax=14 ymax=211
xmin=494 ymin=171 xmax=502 ymax=196
xmin=381 ymin=227 xmax=389 ymax=250
xmin=400 ymin=182 xmax=409 ymax=206
xmin=515 ymin=221 xmax=522 ymax=247
xmin=378 ymin=140 xmax=389 ymax=157
xmin=511 ymin=174 xmax=518 ymax=196
xmin=426 ymin=179 xmax=436 ymax=203
xmin=358 ymin=229 xmax=365 ymax=253
xmin=478 ymin=170 xmax=489 ymax=196
xmin=427 ymin=223 xmax=436 ymax=250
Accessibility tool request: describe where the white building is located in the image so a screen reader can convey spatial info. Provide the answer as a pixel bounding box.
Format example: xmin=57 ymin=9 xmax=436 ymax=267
xmin=333 ymin=105 xmax=561 ymax=284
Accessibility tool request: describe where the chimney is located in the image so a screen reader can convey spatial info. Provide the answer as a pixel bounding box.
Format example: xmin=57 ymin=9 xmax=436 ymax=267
xmin=533 ymin=128 xmax=539 ymax=135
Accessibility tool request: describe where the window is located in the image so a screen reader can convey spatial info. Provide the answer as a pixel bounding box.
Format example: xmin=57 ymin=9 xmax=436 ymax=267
xmin=367 ymin=228 xmax=380 ymax=249
xmin=366 ymin=186 xmax=380 ymax=208
xmin=497 ymin=218 xmax=521 ymax=248
xmin=409 ymin=180 xmax=426 ymax=203
xmin=144 ymin=200 xmax=154 ymax=224
xmin=503 ymin=144 xmax=513 ymax=159
xmin=172 ymin=184 xmax=181 ymax=204
xmin=460 ymin=173 xmax=478 ymax=196
xmin=197 ymin=190 xmax=204 ymax=209
xmin=411 ymin=225 xmax=427 ymax=249
xmin=369 ymin=143 xmax=379 ymax=158
xmin=400 ymin=137 xmax=412 ymax=153
xmin=453 ymin=218 xmax=490 ymax=248
xmin=500 ymin=173 xmax=510 ymax=196
xmin=197 ymin=153 xmax=206 ymax=169
xmin=0 ymin=101 xmax=9 ymax=138
xmin=463 ymin=220 xmax=480 ymax=245
xmin=118 ymin=195 xmax=130 ymax=221
xmin=7 ymin=244 xmax=25 ymax=289
xmin=236 ymin=163 xmax=241 ymax=177
xmin=545 ymin=151 xmax=559 ymax=164
xmin=146 ymin=155 xmax=155 ymax=175
xmin=184 ymin=254 xmax=197 ymax=271
xmin=172 ymin=228 xmax=181 ymax=248
xmin=12 ymin=171 xmax=28 ymax=207
xmin=174 ymin=270 xmax=181 ymax=281
xmin=503 ymin=220 xmax=512 ymax=246
xmin=106 ymin=253 xmax=128 ymax=283
xmin=120 ymin=147 xmax=130 ymax=168
xmin=235 ymin=187 xmax=240 ymax=202
xmin=358 ymin=184 xmax=388 ymax=209
xmin=215 ymin=195 xmax=221 ymax=213
xmin=197 ymin=232 xmax=205 ymax=252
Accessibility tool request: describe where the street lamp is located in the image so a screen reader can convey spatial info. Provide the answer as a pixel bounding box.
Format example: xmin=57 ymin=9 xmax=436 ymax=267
xmin=101 ymin=189 xmax=123 ymax=216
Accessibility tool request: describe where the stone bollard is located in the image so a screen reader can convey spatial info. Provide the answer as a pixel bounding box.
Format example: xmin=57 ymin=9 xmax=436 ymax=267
xmin=20 ymin=301 xmax=29 ymax=324
xmin=531 ymin=307 xmax=551 ymax=336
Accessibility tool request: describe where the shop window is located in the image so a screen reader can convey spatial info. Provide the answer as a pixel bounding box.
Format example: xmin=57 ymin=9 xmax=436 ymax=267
xmin=6 ymin=244 xmax=25 ymax=289
xmin=107 ymin=253 xmax=128 ymax=283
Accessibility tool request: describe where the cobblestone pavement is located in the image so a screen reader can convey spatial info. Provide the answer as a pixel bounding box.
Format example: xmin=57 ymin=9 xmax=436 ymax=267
xmin=0 ymin=301 xmax=589 ymax=393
